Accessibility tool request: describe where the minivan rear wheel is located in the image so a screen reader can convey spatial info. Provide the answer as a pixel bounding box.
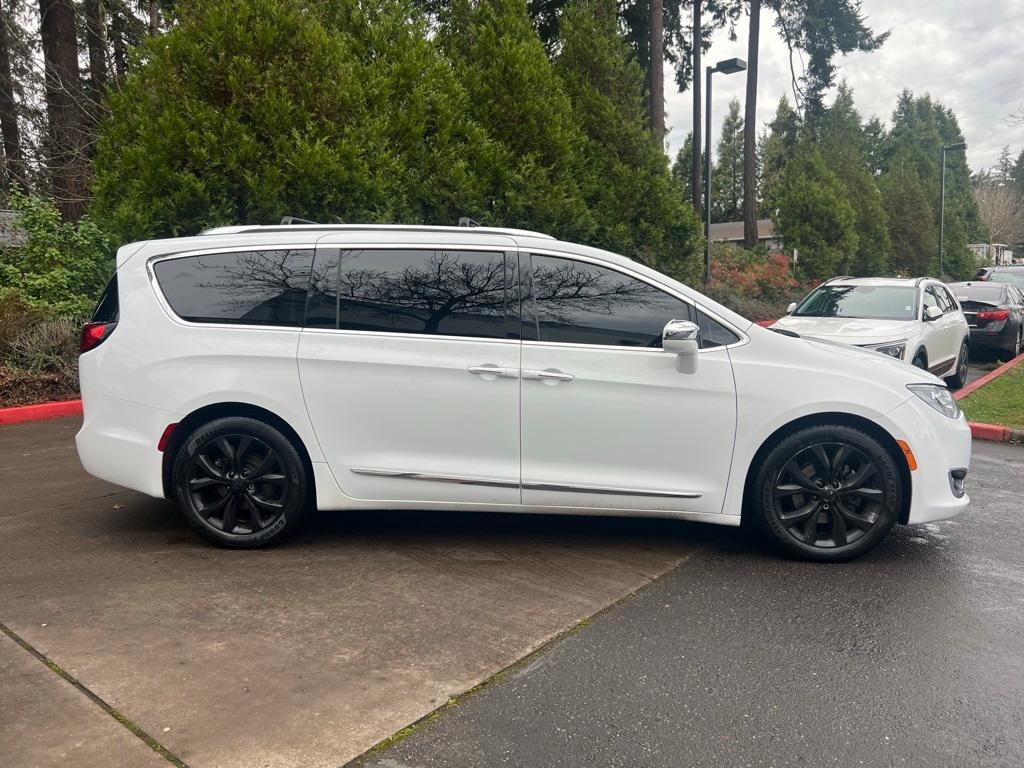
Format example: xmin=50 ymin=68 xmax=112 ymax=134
xmin=171 ymin=417 xmax=308 ymax=547
xmin=752 ymin=425 xmax=901 ymax=561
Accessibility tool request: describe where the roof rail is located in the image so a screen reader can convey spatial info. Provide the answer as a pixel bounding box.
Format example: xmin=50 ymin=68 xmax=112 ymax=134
xmin=199 ymin=223 xmax=556 ymax=240
xmin=280 ymin=215 xmax=319 ymax=225
xmin=823 ymin=275 xmax=854 ymax=284
xmin=915 ymin=276 xmax=936 ymax=286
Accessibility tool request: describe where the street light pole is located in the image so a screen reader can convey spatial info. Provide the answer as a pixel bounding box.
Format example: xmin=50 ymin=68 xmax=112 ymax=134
xmin=703 ymin=57 xmax=746 ymax=286
xmin=938 ymin=141 xmax=967 ymax=277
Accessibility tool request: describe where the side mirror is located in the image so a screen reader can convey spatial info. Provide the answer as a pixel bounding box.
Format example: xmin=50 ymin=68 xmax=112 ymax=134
xmin=924 ymin=305 xmax=943 ymax=321
xmin=786 ymin=302 xmax=797 ymax=314
xmin=662 ymin=319 xmax=700 ymax=356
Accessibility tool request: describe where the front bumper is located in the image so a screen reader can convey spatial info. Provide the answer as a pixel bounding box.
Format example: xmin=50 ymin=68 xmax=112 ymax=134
xmin=886 ymin=395 xmax=972 ymax=524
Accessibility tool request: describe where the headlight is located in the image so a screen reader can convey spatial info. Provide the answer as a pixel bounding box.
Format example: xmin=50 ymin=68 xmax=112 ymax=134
xmin=866 ymin=340 xmax=907 ymax=360
xmin=907 ymin=384 xmax=961 ymax=419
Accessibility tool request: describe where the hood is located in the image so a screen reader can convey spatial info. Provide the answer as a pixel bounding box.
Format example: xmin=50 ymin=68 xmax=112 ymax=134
xmin=749 ymin=324 xmax=941 ymax=387
xmin=771 ymin=315 xmax=917 ymax=346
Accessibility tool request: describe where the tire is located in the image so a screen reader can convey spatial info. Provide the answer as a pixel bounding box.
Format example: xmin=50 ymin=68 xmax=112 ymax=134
xmin=944 ymin=341 xmax=969 ymax=389
xmin=1008 ymin=328 xmax=1022 ymax=360
xmin=752 ymin=424 xmax=901 ymax=562
xmin=171 ymin=416 xmax=309 ymax=548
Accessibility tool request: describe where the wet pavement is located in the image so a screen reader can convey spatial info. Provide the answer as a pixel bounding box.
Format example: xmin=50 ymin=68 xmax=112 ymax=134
xmin=358 ymin=440 xmax=1024 ymax=768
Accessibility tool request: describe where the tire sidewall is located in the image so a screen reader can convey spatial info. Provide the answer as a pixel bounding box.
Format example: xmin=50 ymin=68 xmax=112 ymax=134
xmin=754 ymin=425 xmax=900 ymax=562
xmin=172 ymin=417 xmax=308 ymax=548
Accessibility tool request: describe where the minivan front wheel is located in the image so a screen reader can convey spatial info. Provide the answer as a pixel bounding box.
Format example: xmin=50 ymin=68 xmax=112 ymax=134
xmin=753 ymin=425 xmax=901 ymax=561
xmin=171 ymin=417 xmax=308 ymax=547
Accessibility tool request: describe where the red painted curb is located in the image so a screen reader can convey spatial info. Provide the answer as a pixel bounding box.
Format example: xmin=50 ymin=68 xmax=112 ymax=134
xmin=968 ymin=421 xmax=1010 ymax=442
xmin=0 ymin=399 xmax=82 ymax=426
xmin=955 ymin=354 xmax=1024 ymax=401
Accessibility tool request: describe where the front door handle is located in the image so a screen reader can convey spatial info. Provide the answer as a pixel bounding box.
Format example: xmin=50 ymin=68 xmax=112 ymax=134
xmin=467 ymin=365 xmax=517 ymax=380
xmin=522 ymin=369 xmax=574 ymax=383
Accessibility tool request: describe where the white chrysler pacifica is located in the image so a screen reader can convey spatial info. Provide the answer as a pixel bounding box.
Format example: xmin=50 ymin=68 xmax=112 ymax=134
xmin=76 ymin=225 xmax=971 ymax=560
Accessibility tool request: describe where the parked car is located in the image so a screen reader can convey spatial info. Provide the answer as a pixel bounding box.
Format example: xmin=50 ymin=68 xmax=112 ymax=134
xmin=76 ymin=225 xmax=971 ymax=561
xmin=772 ymin=277 xmax=971 ymax=388
xmin=948 ymin=281 xmax=1024 ymax=360
xmin=984 ymin=266 xmax=1024 ymax=291
xmin=975 ymin=266 xmax=994 ymax=281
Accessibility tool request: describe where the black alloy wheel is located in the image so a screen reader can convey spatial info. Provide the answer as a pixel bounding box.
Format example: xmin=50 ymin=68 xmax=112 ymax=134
xmin=754 ymin=425 xmax=900 ymax=561
xmin=172 ymin=417 xmax=308 ymax=547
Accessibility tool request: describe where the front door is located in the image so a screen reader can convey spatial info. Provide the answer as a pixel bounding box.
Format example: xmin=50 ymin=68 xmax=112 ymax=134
xmin=519 ymin=253 xmax=737 ymax=516
xmin=297 ymin=243 xmax=522 ymax=505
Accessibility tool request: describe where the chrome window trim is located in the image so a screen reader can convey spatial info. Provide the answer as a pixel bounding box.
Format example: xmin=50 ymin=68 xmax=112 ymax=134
xmin=350 ymin=467 xmax=701 ymax=499
xmin=522 ymin=246 xmax=749 ymax=352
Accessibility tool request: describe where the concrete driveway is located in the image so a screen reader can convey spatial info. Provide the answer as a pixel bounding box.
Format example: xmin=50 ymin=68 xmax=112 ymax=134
xmin=0 ymin=417 xmax=698 ymax=767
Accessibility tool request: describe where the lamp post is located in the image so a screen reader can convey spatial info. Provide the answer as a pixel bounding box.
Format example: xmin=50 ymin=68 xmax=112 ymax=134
xmin=938 ymin=141 xmax=967 ymax=277
xmin=704 ymin=57 xmax=747 ymax=285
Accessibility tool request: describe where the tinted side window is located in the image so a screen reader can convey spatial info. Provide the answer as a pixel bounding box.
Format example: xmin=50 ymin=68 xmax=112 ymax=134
xmin=939 ymin=286 xmax=959 ymax=311
xmin=92 ymin=274 xmax=119 ymax=322
xmin=154 ymin=250 xmax=314 ymax=326
xmin=529 ymin=255 xmax=692 ymax=348
xmin=696 ymin=309 xmax=740 ymax=348
xmin=335 ymin=249 xmax=508 ymax=339
xmin=923 ymin=288 xmax=939 ymax=314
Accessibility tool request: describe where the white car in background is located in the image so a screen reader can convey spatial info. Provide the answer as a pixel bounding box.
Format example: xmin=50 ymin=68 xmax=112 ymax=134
xmin=772 ymin=277 xmax=971 ymax=388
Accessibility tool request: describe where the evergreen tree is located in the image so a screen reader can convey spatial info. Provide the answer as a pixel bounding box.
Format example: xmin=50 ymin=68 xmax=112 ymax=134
xmin=671 ymin=132 xmax=696 ymax=206
xmin=771 ymin=142 xmax=857 ymax=279
xmin=879 ymin=91 xmax=976 ymax=279
xmin=438 ymin=0 xmax=592 ymax=239
xmin=92 ymin=0 xmax=494 ymax=239
xmin=813 ymin=83 xmax=889 ymax=275
xmin=759 ymin=95 xmax=800 ymax=214
xmin=879 ymin=160 xmax=935 ymax=276
xmin=555 ymin=0 xmax=700 ymax=278
xmin=710 ymin=98 xmax=743 ymax=223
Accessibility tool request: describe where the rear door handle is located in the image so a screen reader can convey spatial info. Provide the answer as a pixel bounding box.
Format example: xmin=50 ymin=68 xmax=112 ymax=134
xmin=522 ymin=369 xmax=574 ymax=383
xmin=467 ymin=365 xmax=517 ymax=380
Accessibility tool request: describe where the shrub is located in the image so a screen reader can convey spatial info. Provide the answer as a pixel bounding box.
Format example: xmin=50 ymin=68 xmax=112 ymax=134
xmin=7 ymin=317 xmax=81 ymax=383
xmin=0 ymin=190 xmax=115 ymax=315
xmin=0 ymin=288 xmax=40 ymax=358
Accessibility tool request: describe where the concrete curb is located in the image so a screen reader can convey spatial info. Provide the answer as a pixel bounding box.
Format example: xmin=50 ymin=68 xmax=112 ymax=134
xmin=967 ymin=422 xmax=1023 ymax=443
xmin=954 ymin=353 xmax=1024 ymax=401
xmin=0 ymin=399 xmax=83 ymax=426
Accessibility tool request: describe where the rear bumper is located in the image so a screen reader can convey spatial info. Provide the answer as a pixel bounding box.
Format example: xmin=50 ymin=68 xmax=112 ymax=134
xmin=968 ymin=323 xmax=1017 ymax=351
xmin=75 ymin=384 xmax=174 ymax=499
xmin=887 ymin=396 xmax=972 ymax=524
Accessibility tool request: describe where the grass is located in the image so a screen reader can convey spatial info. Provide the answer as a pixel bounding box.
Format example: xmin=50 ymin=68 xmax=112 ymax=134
xmin=959 ymin=360 xmax=1024 ymax=430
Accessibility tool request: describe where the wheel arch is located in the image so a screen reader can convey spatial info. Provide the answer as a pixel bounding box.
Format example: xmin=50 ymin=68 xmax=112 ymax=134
xmin=741 ymin=411 xmax=913 ymax=526
xmin=161 ymin=402 xmax=316 ymax=501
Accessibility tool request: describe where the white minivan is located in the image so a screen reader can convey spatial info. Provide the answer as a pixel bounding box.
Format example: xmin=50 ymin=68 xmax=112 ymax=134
xmin=76 ymin=225 xmax=971 ymax=560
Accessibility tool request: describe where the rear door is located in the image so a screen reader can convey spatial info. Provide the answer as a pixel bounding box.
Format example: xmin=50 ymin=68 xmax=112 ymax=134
xmin=297 ymin=238 xmax=522 ymax=505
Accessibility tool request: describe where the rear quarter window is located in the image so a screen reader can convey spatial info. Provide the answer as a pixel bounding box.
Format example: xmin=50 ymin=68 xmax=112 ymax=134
xmin=92 ymin=274 xmax=119 ymax=322
xmin=154 ymin=249 xmax=314 ymax=326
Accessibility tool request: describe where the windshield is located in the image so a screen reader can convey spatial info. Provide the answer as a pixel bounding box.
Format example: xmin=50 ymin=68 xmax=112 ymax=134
xmin=988 ymin=271 xmax=1024 ymax=289
xmin=793 ymin=285 xmax=918 ymax=320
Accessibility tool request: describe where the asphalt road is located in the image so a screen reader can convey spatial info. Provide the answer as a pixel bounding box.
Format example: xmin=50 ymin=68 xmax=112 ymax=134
xmin=357 ymin=439 xmax=1024 ymax=768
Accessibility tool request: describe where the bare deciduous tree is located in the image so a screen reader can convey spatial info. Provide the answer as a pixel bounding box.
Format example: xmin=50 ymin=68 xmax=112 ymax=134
xmin=974 ymin=184 xmax=1024 ymax=246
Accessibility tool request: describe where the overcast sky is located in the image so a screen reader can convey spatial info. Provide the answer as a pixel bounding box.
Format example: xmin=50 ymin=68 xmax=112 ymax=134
xmin=665 ymin=0 xmax=1024 ymax=173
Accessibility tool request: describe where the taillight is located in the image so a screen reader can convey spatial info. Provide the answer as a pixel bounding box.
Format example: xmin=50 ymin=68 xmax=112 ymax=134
xmin=976 ymin=309 xmax=1009 ymax=322
xmin=80 ymin=321 xmax=117 ymax=353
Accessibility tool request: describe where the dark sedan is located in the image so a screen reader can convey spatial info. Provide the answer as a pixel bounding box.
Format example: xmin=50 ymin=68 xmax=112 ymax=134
xmin=949 ymin=281 xmax=1024 ymax=360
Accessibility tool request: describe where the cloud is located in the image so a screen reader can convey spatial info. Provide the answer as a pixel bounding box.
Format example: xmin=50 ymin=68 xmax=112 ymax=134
xmin=665 ymin=0 xmax=1024 ymax=172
